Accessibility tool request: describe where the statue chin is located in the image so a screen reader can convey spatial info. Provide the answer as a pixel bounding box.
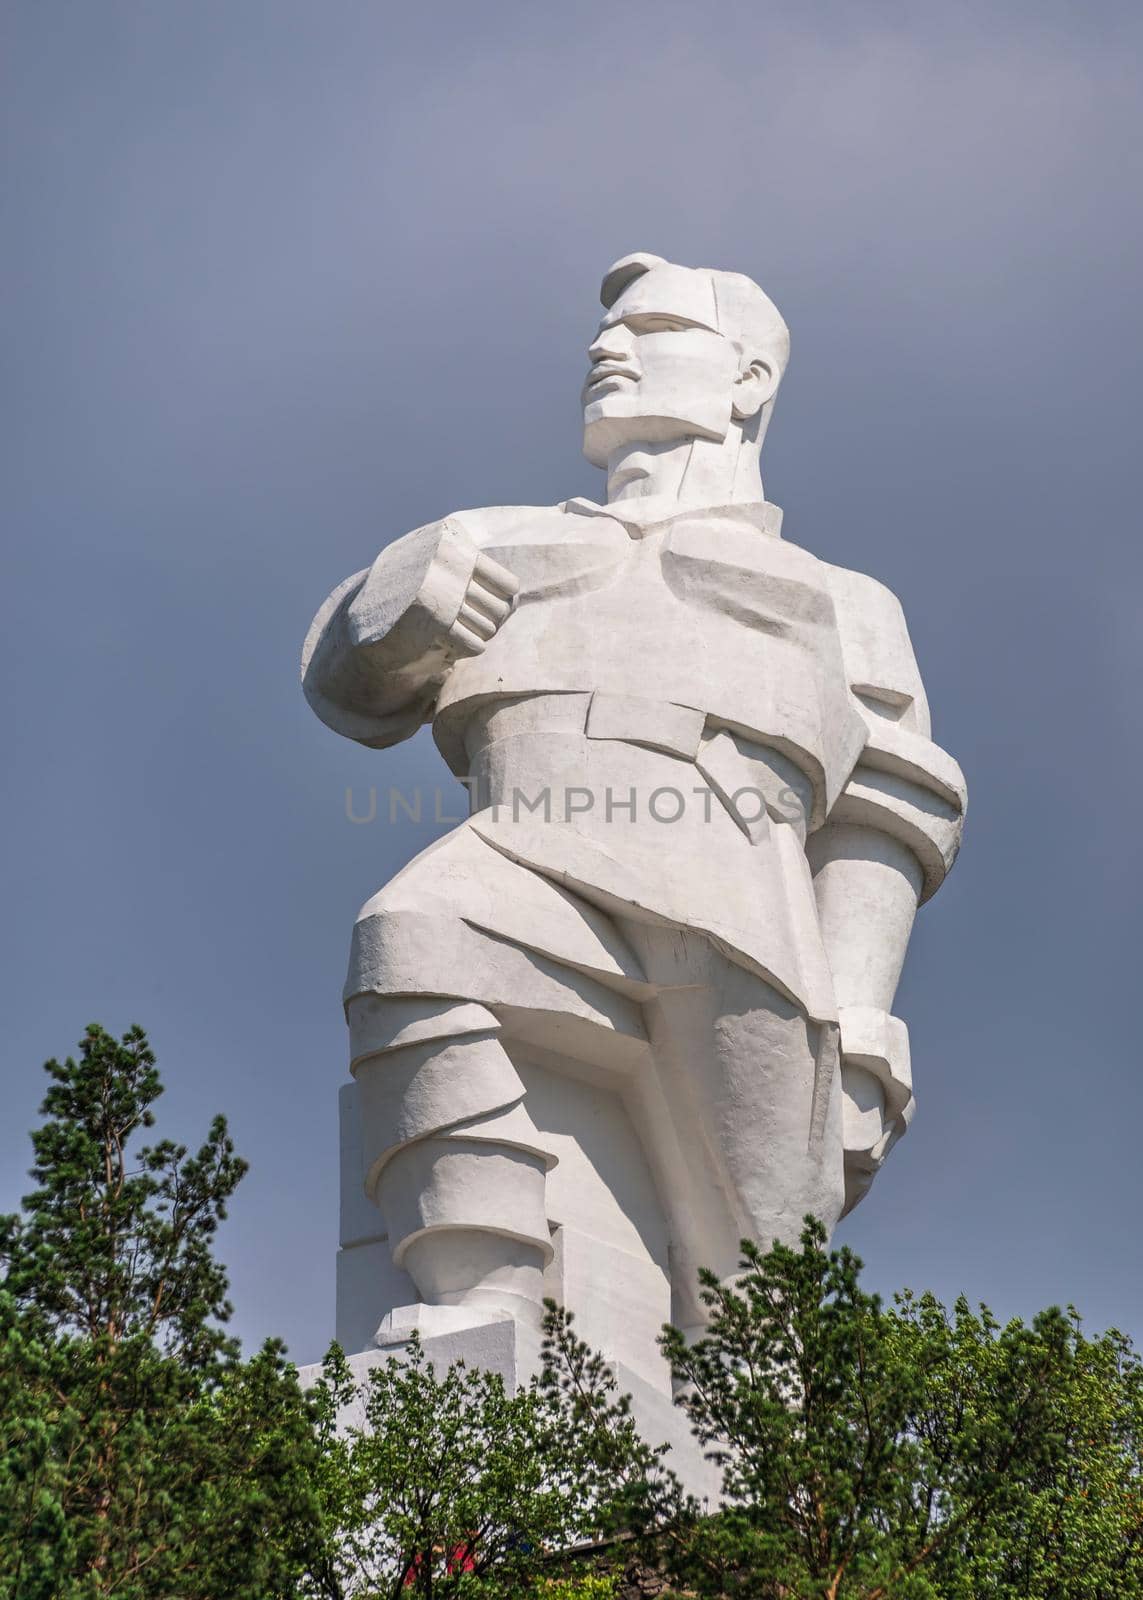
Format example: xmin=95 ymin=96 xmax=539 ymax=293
xmin=582 ymin=404 xmax=724 ymax=468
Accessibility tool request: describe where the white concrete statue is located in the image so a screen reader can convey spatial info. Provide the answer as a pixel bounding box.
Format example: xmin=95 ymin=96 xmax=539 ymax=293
xmin=302 ymin=252 xmax=965 ymax=1399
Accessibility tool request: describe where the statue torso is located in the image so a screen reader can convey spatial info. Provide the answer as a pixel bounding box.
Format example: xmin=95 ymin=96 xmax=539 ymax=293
xmin=432 ymin=500 xmax=867 ymax=822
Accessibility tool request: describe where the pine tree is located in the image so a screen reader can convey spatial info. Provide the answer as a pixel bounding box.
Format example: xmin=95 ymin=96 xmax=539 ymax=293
xmin=0 ymin=1023 xmax=325 ymax=1599
xmin=658 ymin=1217 xmax=1083 ymax=1599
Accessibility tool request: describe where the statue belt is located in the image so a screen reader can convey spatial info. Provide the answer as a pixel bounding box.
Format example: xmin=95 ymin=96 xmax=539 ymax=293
xmin=465 ymin=692 xmax=813 ymax=834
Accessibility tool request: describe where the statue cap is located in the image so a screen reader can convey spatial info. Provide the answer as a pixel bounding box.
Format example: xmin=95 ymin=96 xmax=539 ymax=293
xmin=600 ymin=252 xmax=667 ymax=309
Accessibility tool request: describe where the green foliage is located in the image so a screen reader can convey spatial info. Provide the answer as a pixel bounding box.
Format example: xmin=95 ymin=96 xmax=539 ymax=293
xmin=0 ymin=1023 xmax=243 ymax=1364
xmin=538 ymin=1577 xmax=620 ymax=1598
xmin=539 ymin=1299 xmax=684 ymax=1540
xmin=3 ymin=1030 xmax=1141 ymax=1599
xmin=0 ymin=1024 xmax=324 ymax=1599
xmin=658 ymin=1217 xmax=1102 ymax=1599
xmin=304 ymin=1311 xmax=659 ymax=1600
xmin=912 ymin=1303 xmax=1143 ymax=1598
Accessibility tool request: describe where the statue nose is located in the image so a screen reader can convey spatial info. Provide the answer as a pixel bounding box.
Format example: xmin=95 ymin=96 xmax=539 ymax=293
xmin=588 ymin=326 xmax=632 ymax=362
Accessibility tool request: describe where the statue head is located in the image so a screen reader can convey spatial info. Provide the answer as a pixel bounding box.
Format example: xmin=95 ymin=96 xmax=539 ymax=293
xmin=581 ymin=252 xmax=790 ymax=477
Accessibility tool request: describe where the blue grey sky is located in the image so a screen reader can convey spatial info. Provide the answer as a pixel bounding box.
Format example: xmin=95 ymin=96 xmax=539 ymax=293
xmin=3 ymin=0 xmax=1141 ymax=1363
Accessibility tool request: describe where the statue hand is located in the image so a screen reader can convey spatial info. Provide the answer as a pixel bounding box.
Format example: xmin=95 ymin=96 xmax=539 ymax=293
xmin=446 ymin=549 xmax=518 ymax=655
xmin=346 ymin=517 xmax=518 ymax=664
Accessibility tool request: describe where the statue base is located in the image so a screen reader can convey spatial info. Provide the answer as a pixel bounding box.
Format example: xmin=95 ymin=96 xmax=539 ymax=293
xmin=297 ymin=1313 xmax=722 ymax=1502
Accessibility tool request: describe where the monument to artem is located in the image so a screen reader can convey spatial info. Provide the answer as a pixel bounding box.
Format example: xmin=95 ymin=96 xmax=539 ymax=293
xmin=301 ymin=252 xmax=965 ymax=1457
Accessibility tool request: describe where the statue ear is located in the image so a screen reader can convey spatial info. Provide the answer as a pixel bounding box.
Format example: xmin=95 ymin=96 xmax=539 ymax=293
xmin=731 ymin=357 xmax=778 ymax=421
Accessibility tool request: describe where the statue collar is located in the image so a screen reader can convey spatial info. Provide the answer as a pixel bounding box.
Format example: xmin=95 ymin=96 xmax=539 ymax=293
xmin=561 ymin=495 xmax=783 ymax=541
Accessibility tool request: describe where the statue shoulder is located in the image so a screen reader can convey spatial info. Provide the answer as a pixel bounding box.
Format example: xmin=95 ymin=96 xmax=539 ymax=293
xmin=446 ymin=502 xmax=591 ymax=548
xmin=821 ymin=562 xmax=930 ymax=734
xmin=821 ymin=560 xmax=909 ymax=629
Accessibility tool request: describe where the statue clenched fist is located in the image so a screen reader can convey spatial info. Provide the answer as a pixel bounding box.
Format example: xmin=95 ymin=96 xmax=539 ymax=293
xmin=348 ymin=517 xmax=517 ymax=662
xmin=301 ymin=517 xmax=518 ymax=744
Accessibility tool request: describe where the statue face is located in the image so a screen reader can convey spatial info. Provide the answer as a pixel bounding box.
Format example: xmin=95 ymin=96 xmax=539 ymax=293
xmin=582 ymin=262 xmax=740 ymax=468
